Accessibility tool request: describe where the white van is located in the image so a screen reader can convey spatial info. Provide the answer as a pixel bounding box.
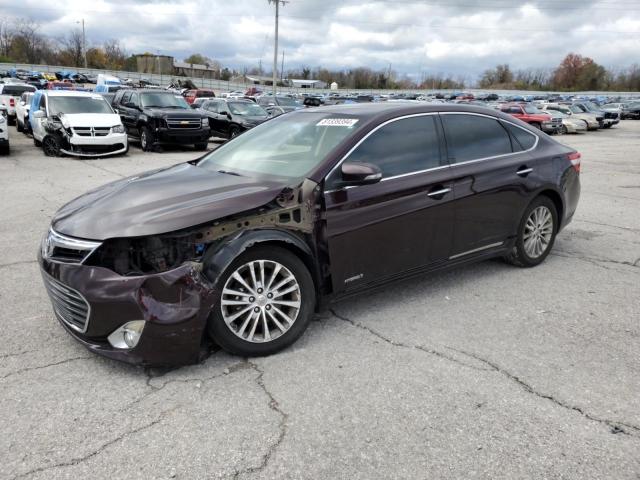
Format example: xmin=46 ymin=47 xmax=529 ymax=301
xmin=31 ymin=90 xmax=128 ymax=157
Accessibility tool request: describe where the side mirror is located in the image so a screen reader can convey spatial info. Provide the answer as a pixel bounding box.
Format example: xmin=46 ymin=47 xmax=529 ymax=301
xmin=33 ymin=110 xmax=45 ymax=119
xmin=338 ymin=162 xmax=382 ymax=187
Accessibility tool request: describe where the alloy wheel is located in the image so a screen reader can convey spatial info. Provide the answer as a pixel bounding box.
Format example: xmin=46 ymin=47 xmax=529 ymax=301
xmin=141 ymin=131 xmax=147 ymax=149
xmin=523 ymin=206 xmax=554 ymax=258
xmin=221 ymin=260 xmax=301 ymax=343
xmin=43 ymin=137 xmax=59 ymax=156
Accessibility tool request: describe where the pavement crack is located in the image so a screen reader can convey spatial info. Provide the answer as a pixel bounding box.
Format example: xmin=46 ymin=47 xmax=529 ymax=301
xmin=574 ymin=219 xmax=640 ymax=234
xmin=552 ymin=251 xmax=639 ymax=272
xmin=122 ymin=361 xmax=250 ymax=411
xmin=10 ymin=406 xmax=178 ymax=480
xmin=448 ymin=347 xmax=640 ymax=438
xmin=0 ymin=349 xmax=40 ymax=360
xmin=0 ymin=260 xmax=37 ymax=269
xmin=330 ymin=309 xmax=491 ymax=372
xmin=0 ymin=356 xmax=92 ymax=380
xmin=232 ymin=361 xmax=288 ymax=479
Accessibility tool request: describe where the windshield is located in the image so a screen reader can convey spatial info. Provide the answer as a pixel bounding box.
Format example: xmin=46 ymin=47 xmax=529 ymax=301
xmin=48 ymin=95 xmax=113 ymax=114
xmin=523 ymin=105 xmax=543 ymax=114
xmin=584 ymin=101 xmax=599 ymax=111
xmin=276 ymin=96 xmax=298 ymax=107
xmin=568 ymin=105 xmax=583 ymax=114
xmin=198 ymin=111 xmax=362 ymax=179
xmin=141 ymin=92 xmax=189 ymax=109
xmin=602 ymin=104 xmax=619 ymax=109
xmin=228 ymin=102 xmax=268 ymax=117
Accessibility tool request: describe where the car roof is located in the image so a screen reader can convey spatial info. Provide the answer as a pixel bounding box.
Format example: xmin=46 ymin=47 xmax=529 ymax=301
xmin=296 ymin=102 xmax=514 ymax=121
xmin=42 ymin=90 xmax=103 ymax=97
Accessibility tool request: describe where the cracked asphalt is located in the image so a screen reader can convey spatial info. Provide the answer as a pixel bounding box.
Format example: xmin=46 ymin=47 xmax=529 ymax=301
xmin=1 ymin=122 xmax=639 ymax=479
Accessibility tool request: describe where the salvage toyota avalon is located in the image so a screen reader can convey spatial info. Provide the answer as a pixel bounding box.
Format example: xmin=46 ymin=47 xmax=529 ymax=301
xmin=39 ymin=103 xmax=581 ymax=366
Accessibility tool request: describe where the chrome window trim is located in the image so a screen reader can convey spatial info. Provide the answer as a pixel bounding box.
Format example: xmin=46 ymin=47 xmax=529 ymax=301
xmin=324 ymin=111 xmax=539 ymax=194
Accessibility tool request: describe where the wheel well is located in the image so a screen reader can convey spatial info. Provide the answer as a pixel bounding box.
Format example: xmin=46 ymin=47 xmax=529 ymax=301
xmin=538 ymin=190 xmax=564 ymax=227
xmin=256 ymin=240 xmax=318 ymax=285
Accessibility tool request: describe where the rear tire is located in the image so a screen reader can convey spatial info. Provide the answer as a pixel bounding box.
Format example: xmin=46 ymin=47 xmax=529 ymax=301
xmin=229 ymin=126 xmax=240 ymax=138
xmin=207 ymin=246 xmax=315 ymax=357
xmin=504 ymin=196 xmax=558 ymax=268
xmin=531 ymin=122 xmax=541 ymax=130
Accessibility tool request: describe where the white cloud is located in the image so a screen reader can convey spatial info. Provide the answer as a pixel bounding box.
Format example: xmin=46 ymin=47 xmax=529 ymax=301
xmin=2 ymin=0 xmax=639 ymax=80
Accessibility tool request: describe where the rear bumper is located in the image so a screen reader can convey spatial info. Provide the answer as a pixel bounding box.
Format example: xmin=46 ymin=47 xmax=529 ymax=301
xmin=39 ymin=253 xmax=216 ymax=366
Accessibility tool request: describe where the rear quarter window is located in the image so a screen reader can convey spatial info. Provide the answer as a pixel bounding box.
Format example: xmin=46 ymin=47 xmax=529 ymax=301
xmin=2 ymin=85 xmax=36 ymax=95
xmin=503 ymin=122 xmax=537 ymax=151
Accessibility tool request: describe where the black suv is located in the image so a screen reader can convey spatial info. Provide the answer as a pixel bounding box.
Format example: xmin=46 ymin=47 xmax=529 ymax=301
xmin=198 ymin=98 xmax=269 ymax=138
xmin=112 ymin=89 xmax=210 ymax=151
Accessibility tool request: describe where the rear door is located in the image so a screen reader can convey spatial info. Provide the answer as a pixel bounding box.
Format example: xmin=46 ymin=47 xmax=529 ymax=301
xmin=323 ymin=114 xmax=455 ymax=292
xmin=441 ymin=113 xmax=540 ymax=258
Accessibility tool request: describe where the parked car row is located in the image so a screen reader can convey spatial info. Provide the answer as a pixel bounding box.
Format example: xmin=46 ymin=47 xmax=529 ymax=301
xmin=1 ymin=80 xmax=631 ymax=159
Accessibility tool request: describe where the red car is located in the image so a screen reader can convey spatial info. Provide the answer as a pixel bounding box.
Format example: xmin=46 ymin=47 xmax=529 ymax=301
xmin=500 ymin=103 xmax=562 ymax=134
xmin=183 ymin=89 xmax=216 ymax=105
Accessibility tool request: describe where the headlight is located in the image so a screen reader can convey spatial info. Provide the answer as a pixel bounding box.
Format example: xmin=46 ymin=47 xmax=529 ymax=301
xmin=112 ymin=124 xmax=126 ymax=134
xmin=60 ymin=116 xmax=70 ymax=128
xmin=201 ymin=117 xmax=209 ymax=127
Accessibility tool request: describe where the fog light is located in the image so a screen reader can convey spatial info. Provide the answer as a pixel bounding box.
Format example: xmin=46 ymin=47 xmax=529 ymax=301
xmin=107 ymin=320 xmax=146 ymax=349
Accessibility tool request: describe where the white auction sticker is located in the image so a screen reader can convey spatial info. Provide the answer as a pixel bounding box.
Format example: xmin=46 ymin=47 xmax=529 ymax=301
xmin=316 ymin=118 xmax=359 ymax=127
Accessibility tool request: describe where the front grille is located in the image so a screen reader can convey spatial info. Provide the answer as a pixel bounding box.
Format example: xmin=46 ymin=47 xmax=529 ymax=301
xmin=72 ymin=127 xmax=112 ymax=137
xmin=166 ymin=117 xmax=202 ymax=129
xmin=41 ymin=229 xmax=102 ymax=264
xmin=604 ymin=112 xmax=619 ymax=119
xmin=42 ymin=272 xmax=90 ymax=333
xmin=72 ymin=143 xmax=125 ymax=154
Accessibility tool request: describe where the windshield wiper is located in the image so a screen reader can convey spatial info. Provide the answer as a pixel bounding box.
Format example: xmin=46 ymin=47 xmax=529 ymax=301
xmin=217 ymin=169 xmax=242 ymax=176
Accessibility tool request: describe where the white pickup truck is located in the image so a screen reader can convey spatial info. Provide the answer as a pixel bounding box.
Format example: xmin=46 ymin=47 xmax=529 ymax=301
xmin=0 ymin=83 xmax=37 ymax=125
xmin=31 ymin=90 xmax=128 ymax=157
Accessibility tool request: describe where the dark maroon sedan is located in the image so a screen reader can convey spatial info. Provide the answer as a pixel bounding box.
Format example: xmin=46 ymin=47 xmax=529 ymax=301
xmin=39 ymin=103 xmax=581 ymax=366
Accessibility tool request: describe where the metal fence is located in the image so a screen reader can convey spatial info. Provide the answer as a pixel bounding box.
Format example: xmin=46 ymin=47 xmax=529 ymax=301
xmin=3 ymin=62 xmax=640 ymax=97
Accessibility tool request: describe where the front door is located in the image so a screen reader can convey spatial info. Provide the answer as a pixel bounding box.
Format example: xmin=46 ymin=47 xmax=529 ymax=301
xmin=323 ymin=114 xmax=455 ymax=293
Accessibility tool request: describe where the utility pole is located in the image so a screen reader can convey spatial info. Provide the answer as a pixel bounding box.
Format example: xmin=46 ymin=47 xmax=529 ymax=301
xmin=76 ymin=19 xmax=87 ymax=68
xmin=81 ymin=19 xmax=87 ymax=68
xmin=281 ymin=50 xmax=285 ymax=83
xmin=268 ymin=0 xmax=287 ymax=96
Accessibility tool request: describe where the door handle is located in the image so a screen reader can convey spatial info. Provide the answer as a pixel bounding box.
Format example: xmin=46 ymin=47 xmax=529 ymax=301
xmin=427 ymin=187 xmax=452 ymax=198
xmin=517 ymin=167 xmax=533 ymax=177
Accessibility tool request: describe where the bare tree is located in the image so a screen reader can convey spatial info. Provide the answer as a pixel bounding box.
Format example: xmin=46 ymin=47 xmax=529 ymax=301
xmin=58 ymin=30 xmax=84 ymax=67
xmin=14 ymin=18 xmax=44 ymax=63
xmin=0 ymin=18 xmax=15 ymax=58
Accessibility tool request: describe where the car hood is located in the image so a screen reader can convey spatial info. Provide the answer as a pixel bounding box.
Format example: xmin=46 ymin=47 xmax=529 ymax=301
xmin=61 ymin=113 xmax=121 ymax=127
xmin=52 ymin=163 xmax=291 ymax=240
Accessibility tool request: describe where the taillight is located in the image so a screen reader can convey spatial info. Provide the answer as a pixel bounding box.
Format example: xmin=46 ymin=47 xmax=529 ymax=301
xmin=9 ymin=98 xmax=15 ymax=107
xmin=568 ymin=152 xmax=581 ymax=173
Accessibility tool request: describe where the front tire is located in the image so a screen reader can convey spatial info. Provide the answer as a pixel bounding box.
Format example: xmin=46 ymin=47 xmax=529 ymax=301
xmin=42 ymin=135 xmax=62 ymax=157
xmin=139 ymin=126 xmax=153 ymax=151
xmin=207 ymin=246 xmax=315 ymax=357
xmin=504 ymin=196 xmax=558 ymax=268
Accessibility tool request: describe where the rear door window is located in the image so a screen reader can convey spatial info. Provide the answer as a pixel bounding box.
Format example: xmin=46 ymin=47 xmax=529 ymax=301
xmin=441 ymin=114 xmax=513 ymax=163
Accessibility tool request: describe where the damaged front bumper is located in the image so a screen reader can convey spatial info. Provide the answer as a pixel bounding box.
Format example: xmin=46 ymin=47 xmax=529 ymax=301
xmin=61 ymin=132 xmax=128 ymax=158
xmin=39 ymin=253 xmax=216 ymax=366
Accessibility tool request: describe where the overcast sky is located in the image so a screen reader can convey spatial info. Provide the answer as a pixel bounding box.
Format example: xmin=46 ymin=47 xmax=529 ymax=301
xmin=3 ymin=0 xmax=640 ymax=81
